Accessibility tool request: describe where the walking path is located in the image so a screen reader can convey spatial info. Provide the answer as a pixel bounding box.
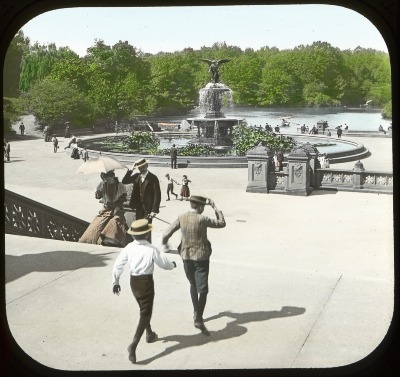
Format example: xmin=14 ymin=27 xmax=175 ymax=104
xmin=3 ymin=116 xmax=395 ymax=371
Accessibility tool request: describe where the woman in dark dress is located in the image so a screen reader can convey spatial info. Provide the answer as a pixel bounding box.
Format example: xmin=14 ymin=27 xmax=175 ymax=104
xmin=180 ymin=175 xmax=191 ymax=201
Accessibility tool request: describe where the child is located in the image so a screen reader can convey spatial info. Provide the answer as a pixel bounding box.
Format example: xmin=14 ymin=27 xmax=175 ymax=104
xmin=165 ymin=173 xmax=179 ymax=200
xmin=112 ymin=219 xmax=177 ymax=364
xmin=81 ymin=147 xmax=89 ymax=162
xmin=52 ymin=134 xmax=59 ymax=153
xmin=180 ymin=175 xmax=191 ymax=201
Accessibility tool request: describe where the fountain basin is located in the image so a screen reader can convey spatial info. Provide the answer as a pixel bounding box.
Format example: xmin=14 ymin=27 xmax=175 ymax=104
xmin=77 ymin=134 xmax=369 ymax=168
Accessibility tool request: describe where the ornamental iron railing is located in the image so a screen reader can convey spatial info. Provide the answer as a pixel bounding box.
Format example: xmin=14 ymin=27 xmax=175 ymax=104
xmin=4 ymin=189 xmax=90 ymax=241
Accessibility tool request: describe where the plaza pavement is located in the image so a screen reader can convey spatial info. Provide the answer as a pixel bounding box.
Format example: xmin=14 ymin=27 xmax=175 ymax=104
xmin=3 ymin=123 xmax=395 ymax=371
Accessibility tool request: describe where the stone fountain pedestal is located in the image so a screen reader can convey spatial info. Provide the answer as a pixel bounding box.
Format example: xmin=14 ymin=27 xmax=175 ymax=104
xmin=186 ymin=82 xmax=244 ymax=152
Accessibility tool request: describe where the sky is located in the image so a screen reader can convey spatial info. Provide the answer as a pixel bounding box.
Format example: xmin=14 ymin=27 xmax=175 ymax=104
xmin=20 ymin=4 xmax=388 ymax=56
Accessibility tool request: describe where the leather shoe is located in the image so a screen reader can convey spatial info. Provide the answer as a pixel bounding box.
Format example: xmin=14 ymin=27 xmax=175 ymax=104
xmin=146 ymin=331 xmax=157 ymax=343
xmin=127 ymin=343 xmax=136 ymax=364
xmin=194 ymin=318 xmax=204 ymax=329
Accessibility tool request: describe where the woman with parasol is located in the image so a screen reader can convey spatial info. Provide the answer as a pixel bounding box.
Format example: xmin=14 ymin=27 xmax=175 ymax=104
xmin=77 ymin=156 xmax=129 ymax=247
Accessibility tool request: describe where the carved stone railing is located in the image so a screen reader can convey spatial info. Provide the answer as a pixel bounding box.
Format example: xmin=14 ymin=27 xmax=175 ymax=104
xmin=266 ymin=163 xmax=393 ymax=195
xmin=4 ymin=189 xmax=90 ymax=241
xmin=268 ymin=170 xmax=289 ymax=192
xmin=317 ymin=168 xmax=393 ymax=193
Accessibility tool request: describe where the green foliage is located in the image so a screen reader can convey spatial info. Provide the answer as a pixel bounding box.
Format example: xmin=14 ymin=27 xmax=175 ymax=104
xmin=24 ymin=77 xmax=94 ymax=128
xmin=12 ymin=35 xmax=391 ymax=128
xmin=233 ymin=125 xmax=295 ymax=156
xmin=85 ymin=40 xmax=151 ymax=120
xmin=122 ymin=131 xmax=160 ymax=152
xmin=19 ymin=43 xmax=78 ymax=92
xmin=147 ymin=52 xmax=198 ymax=114
xmin=3 ymin=97 xmax=23 ymax=132
xmin=173 ymin=144 xmax=217 ymax=156
xmin=341 ymin=48 xmax=391 ymax=106
xmin=382 ymin=101 xmax=392 ymax=119
xmin=3 ymin=30 xmax=30 ymax=97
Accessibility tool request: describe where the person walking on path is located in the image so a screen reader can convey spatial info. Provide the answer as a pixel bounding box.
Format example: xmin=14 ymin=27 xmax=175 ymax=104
xmin=122 ymin=158 xmax=161 ymax=232
xmin=112 ymin=219 xmax=177 ymax=364
xmin=180 ymin=175 xmax=191 ymax=201
xmin=170 ymin=144 xmax=178 ymax=169
xmin=161 ymin=196 xmax=226 ymax=335
xmin=4 ymin=139 xmax=11 ymax=162
xmin=165 ymin=173 xmax=179 ymax=201
xmin=336 ymin=125 xmax=343 ymax=138
xmin=51 ymin=134 xmax=59 ymax=153
xmin=19 ymin=122 xmax=25 ymax=136
xmin=64 ymin=123 xmax=70 ymax=138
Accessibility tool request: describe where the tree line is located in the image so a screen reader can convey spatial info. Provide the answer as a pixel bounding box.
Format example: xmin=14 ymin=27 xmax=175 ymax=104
xmin=3 ymin=31 xmax=392 ymax=131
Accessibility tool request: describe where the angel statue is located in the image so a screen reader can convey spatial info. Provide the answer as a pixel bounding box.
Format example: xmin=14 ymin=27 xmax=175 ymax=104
xmin=200 ymin=59 xmax=231 ymax=84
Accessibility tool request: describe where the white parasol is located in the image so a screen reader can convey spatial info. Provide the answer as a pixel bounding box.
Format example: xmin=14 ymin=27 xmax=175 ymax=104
xmin=76 ymin=155 xmax=127 ymax=175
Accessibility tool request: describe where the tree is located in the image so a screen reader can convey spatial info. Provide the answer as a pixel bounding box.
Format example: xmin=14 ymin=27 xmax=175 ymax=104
xmin=3 ymin=30 xmax=30 ymax=97
xmin=341 ymin=48 xmax=391 ymax=106
xmin=84 ymin=40 xmax=150 ymax=120
xmin=24 ymin=77 xmax=94 ymax=128
xmin=291 ymin=42 xmax=346 ymax=106
xmin=223 ymin=52 xmax=263 ymax=106
xmin=19 ymin=43 xmax=79 ymax=92
xmin=148 ymin=52 xmax=198 ymax=114
xmin=3 ymin=97 xmax=23 ymax=133
xmin=258 ymin=52 xmax=301 ymax=106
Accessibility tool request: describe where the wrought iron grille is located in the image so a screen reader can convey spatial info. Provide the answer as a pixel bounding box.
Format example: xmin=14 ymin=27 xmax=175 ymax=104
xmin=4 ymin=189 xmax=90 ymax=242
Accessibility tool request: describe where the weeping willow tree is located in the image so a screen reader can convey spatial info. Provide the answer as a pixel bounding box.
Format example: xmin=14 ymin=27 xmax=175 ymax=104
xmin=19 ymin=43 xmax=79 ymax=92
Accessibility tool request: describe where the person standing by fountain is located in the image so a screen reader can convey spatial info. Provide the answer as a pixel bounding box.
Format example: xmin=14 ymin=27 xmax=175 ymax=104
xmin=161 ymin=196 xmax=226 ymax=335
xmin=180 ymin=175 xmax=191 ymax=201
xmin=276 ymin=149 xmax=284 ymax=171
xmin=170 ymin=144 xmax=178 ymax=169
xmin=336 ymin=125 xmax=343 ymax=138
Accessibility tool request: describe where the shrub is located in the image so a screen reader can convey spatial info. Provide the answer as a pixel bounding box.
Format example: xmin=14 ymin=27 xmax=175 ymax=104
xmin=122 ymin=131 xmax=160 ymax=152
xmin=232 ymin=125 xmax=295 ymax=156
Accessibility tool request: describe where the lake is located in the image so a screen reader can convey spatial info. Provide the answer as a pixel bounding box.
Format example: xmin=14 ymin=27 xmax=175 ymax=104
xmin=153 ymin=106 xmax=392 ymax=135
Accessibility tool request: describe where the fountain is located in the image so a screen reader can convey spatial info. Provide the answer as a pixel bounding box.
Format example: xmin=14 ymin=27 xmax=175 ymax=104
xmin=186 ymin=59 xmax=245 ymax=152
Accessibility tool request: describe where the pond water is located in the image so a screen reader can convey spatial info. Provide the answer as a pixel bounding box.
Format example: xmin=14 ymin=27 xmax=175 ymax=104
xmin=152 ymin=106 xmax=392 ymax=135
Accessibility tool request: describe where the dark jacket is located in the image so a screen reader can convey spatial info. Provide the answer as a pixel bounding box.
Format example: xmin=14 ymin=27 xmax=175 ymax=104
xmin=276 ymin=150 xmax=284 ymax=162
xmin=122 ymin=170 xmax=161 ymax=214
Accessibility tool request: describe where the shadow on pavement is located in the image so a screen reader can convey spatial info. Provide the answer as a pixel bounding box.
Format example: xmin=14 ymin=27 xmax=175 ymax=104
xmin=137 ymin=306 xmax=306 ymax=365
xmin=310 ymin=189 xmax=338 ymax=196
xmin=4 ymin=159 xmax=26 ymax=163
xmin=5 ymin=250 xmax=112 ymax=283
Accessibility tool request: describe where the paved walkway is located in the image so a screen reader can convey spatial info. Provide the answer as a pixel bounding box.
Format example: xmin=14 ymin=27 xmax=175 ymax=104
xmin=3 ymin=118 xmax=395 ymax=371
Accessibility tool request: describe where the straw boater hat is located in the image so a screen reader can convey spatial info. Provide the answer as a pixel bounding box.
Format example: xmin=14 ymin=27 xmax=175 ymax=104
xmin=133 ymin=158 xmax=148 ymax=169
xmin=127 ymin=219 xmax=153 ymax=235
xmin=189 ymin=195 xmax=208 ymax=206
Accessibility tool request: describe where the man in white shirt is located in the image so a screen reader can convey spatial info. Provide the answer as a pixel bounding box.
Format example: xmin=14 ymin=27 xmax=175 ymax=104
xmin=112 ymin=219 xmax=176 ymax=364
